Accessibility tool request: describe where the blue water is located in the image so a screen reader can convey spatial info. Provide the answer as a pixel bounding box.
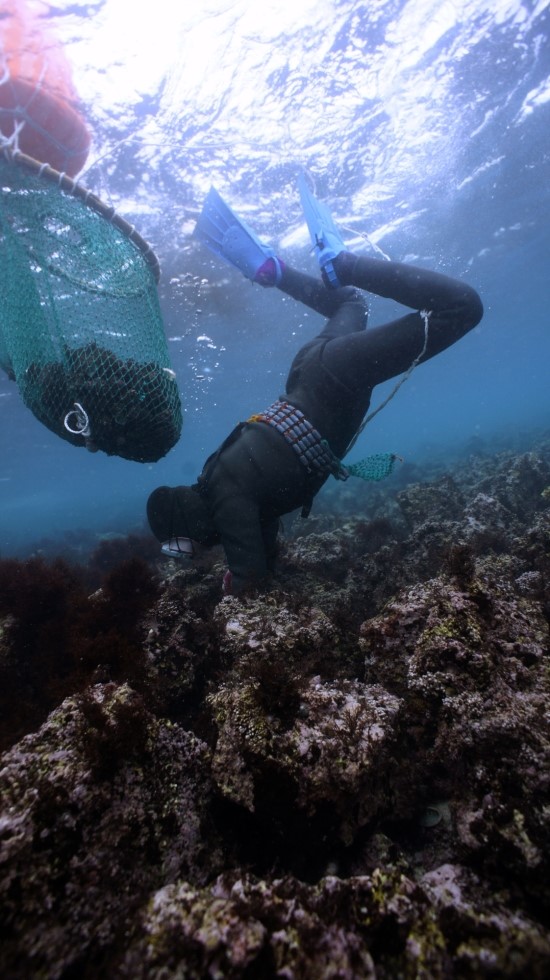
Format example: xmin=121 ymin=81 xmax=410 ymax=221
xmin=1 ymin=0 xmax=549 ymax=556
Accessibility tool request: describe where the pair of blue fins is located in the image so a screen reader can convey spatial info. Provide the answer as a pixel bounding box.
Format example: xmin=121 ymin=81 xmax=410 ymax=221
xmin=193 ymin=175 xmax=345 ymax=288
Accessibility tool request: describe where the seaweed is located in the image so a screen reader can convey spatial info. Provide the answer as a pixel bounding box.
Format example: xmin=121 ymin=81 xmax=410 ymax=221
xmin=0 ymin=554 xmax=159 ymax=752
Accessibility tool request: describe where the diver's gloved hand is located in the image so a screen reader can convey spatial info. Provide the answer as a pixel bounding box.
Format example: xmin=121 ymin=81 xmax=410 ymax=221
xmin=222 ymin=570 xmax=253 ymax=596
xmin=222 ymin=569 xmax=272 ymax=596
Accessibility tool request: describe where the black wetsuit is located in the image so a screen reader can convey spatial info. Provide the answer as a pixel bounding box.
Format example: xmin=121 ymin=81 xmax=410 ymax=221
xmin=170 ymin=255 xmax=482 ymax=590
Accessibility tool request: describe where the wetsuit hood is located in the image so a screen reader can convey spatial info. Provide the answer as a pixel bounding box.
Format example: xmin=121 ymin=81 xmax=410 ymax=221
xmin=147 ymin=485 xmax=218 ymax=546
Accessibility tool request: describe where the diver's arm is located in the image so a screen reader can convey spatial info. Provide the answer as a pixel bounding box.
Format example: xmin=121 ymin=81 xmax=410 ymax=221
xmin=211 ymin=494 xmax=272 ymax=593
xmin=261 ymin=518 xmax=280 ymax=572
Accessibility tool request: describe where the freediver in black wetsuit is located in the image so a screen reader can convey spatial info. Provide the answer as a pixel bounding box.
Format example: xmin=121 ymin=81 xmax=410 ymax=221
xmin=147 ymin=181 xmax=483 ymax=594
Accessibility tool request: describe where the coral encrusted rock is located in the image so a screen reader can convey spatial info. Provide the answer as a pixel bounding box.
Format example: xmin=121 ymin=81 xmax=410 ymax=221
xmin=0 ymin=683 xmax=221 ymax=978
xmin=118 ymin=869 xmax=550 ymax=979
xmin=359 ymin=569 xmax=550 ymax=910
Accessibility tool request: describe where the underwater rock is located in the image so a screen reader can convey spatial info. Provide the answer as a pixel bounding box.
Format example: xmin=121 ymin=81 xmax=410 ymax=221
xmin=515 ymin=568 xmax=545 ymax=597
xmin=461 ymin=491 xmax=518 ymax=550
xmin=214 ymin=594 xmax=338 ymax=659
xmin=396 ymin=472 xmax=465 ymax=526
xmin=282 ymin=526 xmax=361 ymax=580
xmin=497 ymin=451 xmax=550 ymax=517
xmin=359 ymin=570 xmax=550 ymax=909
xmin=1 ymin=434 xmax=550 ymax=976
xmin=0 ymin=683 xmax=221 ymax=979
xmin=118 ymin=869 xmax=550 ymax=979
xmin=141 ymin=577 xmax=216 ymax=711
xmin=209 ymin=671 xmax=401 ymax=842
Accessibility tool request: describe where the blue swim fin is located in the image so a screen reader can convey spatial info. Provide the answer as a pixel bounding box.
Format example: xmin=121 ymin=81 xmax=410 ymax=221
xmin=298 ymin=174 xmax=346 ymax=287
xmin=194 ymin=186 xmax=282 ymax=284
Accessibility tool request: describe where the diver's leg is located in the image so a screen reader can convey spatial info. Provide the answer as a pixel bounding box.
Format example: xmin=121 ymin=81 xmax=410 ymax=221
xmin=315 ymin=286 xmax=368 ymax=339
xmin=332 ymin=253 xmax=483 ymax=316
xmin=276 ymin=263 xmax=367 ymax=331
xmin=319 ymin=257 xmax=483 ymax=391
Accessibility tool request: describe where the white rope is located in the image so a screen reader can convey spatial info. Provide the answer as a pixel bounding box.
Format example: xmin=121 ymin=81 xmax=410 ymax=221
xmin=345 ymin=309 xmax=432 ymax=456
xmin=0 ymin=119 xmax=25 ymax=154
xmin=63 ymin=401 xmax=91 ymax=438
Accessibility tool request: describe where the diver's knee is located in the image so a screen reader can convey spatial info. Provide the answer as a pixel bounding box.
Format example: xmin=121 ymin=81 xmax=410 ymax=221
xmin=336 ymin=285 xmax=364 ymax=305
xmin=468 ymin=290 xmax=484 ymax=328
xmin=462 ymin=287 xmax=484 ymax=329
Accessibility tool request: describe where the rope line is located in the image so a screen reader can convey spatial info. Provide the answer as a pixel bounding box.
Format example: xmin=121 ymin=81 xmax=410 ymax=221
xmin=345 ymin=309 xmax=432 ymax=456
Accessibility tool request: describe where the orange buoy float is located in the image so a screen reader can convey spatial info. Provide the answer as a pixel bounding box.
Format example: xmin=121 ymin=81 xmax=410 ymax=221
xmin=0 ymin=0 xmax=90 ymax=175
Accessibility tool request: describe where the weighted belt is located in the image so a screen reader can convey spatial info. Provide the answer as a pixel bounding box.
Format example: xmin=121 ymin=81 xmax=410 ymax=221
xmin=248 ymin=399 xmax=346 ymax=480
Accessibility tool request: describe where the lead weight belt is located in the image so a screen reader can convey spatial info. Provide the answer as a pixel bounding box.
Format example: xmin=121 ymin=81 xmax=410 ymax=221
xmin=248 ymin=399 xmax=345 ymax=479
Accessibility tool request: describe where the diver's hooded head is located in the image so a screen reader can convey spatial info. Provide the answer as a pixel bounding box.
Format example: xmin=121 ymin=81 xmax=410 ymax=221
xmin=147 ymin=485 xmax=218 ymax=546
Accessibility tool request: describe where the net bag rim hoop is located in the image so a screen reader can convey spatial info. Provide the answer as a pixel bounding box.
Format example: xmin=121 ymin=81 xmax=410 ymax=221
xmin=0 ymin=147 xmax=161 ymax=283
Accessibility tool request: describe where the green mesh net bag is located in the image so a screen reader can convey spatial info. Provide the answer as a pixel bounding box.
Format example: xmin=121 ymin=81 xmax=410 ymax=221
xmin=344 ymin=452 xmax=399 ymax=481
xmin=0 ymin=151 xmax=182 ymax=462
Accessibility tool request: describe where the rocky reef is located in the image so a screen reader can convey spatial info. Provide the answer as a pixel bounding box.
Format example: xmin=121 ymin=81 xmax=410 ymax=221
xmin=1 ymin=433 xmax=549 ymax=978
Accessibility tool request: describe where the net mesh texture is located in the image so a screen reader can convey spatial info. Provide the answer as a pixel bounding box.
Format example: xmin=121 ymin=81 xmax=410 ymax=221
xmin=345 ymin=452 xmax=398 ymax=481
xmin=0 ymin=153 xmax=182 ymax=462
